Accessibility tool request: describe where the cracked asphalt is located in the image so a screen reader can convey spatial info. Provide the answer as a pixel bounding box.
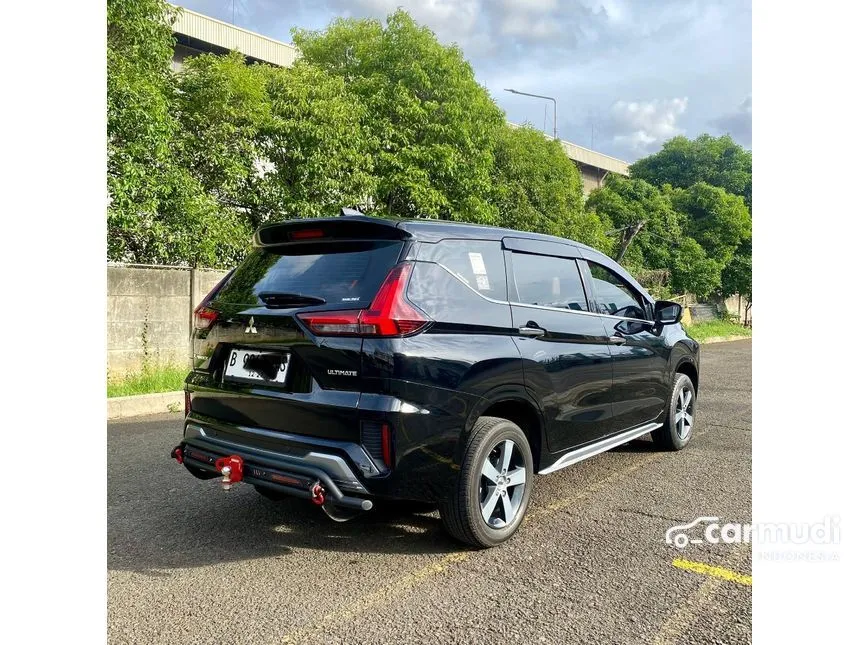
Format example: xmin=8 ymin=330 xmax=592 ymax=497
xmin=108 ymin=339 xmax=752 ymax=644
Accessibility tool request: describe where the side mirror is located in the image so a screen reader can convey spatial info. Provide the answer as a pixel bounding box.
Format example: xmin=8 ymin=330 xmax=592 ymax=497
xmin=654 ymin=301 xmax=683 ymax=325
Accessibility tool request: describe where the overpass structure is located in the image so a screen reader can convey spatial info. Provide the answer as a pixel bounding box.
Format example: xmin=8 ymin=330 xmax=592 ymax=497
xmin=171 ymin=6 xmax=628 ymax=194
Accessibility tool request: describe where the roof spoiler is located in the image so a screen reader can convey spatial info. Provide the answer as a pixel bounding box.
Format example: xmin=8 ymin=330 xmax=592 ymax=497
xmin=254 ymin=214 xmax=411 ymax=247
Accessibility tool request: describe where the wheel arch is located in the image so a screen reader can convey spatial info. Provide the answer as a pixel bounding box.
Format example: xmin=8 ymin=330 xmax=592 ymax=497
xmin=675 ymin=357 xmax=699 ymax=393
xmin=461 ymin=386 xmax=546 ymax=473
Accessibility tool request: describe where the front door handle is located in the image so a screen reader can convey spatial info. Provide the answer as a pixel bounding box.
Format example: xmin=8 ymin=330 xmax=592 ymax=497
xmin=608 ymin=336 xmax=626 ymax=345
xmin=518 ymin=325 xmax=546 ymax=338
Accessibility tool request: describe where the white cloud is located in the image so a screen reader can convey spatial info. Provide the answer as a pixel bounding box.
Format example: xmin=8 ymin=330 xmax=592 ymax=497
xmin=610 ymin=97 xmax=688 ymax=152
xmin=710 ymin=95 xmax=752 ymax=146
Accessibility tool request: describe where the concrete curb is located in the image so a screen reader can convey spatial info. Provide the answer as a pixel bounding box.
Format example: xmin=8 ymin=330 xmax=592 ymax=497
xmin=698 ymin=335 xmax=752 ymax=344
xmin=108 ymin=391 xmax=184 ymax=420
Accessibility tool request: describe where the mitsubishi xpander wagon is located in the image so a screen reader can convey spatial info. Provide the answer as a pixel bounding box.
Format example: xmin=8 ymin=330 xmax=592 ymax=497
xmin=172 ymin=211 xmax=699 ymax=547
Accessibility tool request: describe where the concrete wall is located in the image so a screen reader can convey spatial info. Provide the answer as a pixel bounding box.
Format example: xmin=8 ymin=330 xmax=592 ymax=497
xmin=107 ymin=265 xmax=227 ymax=379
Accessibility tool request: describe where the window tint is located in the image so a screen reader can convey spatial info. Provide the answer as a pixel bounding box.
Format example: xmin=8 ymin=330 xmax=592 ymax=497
xmin=510 ymin=252 xmax=588 ymax=311
xmin=211 ymin=241 xmax=403 ymax=306
xmin=418 ymin=240 xmax=507 ymax=300
xmin=587 ymin=262 xmax=647 ymax=319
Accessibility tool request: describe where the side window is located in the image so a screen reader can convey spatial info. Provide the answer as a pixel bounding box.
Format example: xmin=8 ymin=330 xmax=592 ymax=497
xmin=587 ymin=261 xmax=647 ymax=319
xmin=510 ymin=252 xmax=588 ymax=311
xmin=418 ymin=239 xmax=507 ymax=300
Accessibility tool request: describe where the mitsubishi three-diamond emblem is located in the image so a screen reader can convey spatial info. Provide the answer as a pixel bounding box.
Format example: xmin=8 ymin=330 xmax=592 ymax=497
xmin=245 ymin=316 xmax=258 ymax=334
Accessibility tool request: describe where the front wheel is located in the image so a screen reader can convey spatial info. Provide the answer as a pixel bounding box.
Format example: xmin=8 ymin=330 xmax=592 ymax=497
xmin=439 ymin=416 xmax=534 ymax=548
xmin=652 ymin=373 xmax=696 ymax=451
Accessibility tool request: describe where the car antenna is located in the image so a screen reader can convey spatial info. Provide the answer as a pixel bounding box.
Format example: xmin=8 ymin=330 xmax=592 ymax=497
xmin=340 ymin=207 xmax=364 ymax=217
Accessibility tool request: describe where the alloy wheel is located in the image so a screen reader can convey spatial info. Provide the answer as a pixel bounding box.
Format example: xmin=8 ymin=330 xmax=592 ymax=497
xmin=675 ymin=386 xmax=694 ymax=441
xmin=478 ymin=439 xmax=527 ymax=529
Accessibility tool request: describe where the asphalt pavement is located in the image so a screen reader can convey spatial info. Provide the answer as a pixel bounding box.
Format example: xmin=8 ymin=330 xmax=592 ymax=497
xmin=108 ymin=339 xmax=752 ymax=645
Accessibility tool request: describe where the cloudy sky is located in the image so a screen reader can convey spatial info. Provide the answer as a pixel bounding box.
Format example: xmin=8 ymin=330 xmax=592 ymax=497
xmin=179 ymin=0 xmax=751 ymax=162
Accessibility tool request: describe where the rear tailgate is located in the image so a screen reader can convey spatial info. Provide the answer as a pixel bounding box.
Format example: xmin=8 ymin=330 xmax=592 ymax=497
xmin=189 ymin=219 xmax=408 ymax=441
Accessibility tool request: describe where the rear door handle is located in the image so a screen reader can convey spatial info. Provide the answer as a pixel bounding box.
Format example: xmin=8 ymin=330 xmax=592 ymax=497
xmin=608 ymin=336 xmax=626 ymax=345
xmin=518 ymin=325 xmax=546 ymax=338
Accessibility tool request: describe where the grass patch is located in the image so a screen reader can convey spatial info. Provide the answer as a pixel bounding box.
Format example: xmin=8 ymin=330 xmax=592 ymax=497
xmin=107 ymin=365 xmax=189 ymax=398
xmin=685 ymin=320 xmax=752 ymax=342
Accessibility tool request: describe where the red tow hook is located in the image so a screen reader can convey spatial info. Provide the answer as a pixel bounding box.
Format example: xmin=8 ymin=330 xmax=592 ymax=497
xmin=171 ymin=446 xmax=184 ymax=465
xmin=214 ymin=455 xmax=244 ymax=491
xmin=310 ymin=482 xmax=326 ymax=506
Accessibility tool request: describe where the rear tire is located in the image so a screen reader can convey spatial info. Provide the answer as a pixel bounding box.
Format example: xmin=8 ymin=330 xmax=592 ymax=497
xmin=652 ymin=373 xmax=696 ymax=451
xmin=439 ymin=416 xmax=533 ymax=548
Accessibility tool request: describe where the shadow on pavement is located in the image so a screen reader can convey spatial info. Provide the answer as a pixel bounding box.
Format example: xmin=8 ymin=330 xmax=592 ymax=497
xmin=108 ymin=416 xmax=466 ymax=576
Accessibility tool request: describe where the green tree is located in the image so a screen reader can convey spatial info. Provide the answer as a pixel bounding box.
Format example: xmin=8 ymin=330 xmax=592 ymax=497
xmin=491 ymin=125 xmax=607 ymax=249
xmin=670 ymin=237 xmax=723 ymax=298
xmin=670 ymin=182 xmax=752 ymax=267
xmin=585 ymin=175 xmax=681 ymax=268
xmin=293 ymin=9 xmax=505 ymax=222
xmin=629 ymin=134 xmax=752 ymax=207
xmin=175 ymin=53 xmax=376 ymax=227
xmin=108 ymin=0 xmax=250 ymax=267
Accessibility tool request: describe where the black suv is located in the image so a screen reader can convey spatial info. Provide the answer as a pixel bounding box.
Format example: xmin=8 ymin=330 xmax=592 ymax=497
xmin=173 ymin=213 xmax=699 ymax=547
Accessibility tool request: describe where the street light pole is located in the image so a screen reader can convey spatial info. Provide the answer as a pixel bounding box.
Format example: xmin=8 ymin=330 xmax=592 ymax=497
xmin=504 ymin=88 xmax=558 ymax=139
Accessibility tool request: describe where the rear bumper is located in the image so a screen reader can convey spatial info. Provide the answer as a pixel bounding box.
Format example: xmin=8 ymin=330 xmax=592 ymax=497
xmin=177 ymin=440 xmax=373 ymax=510
xmin=180 ymin=417 xmax=378 ymax=508
xmin=182 ymin=378 xmax=485 ymax=502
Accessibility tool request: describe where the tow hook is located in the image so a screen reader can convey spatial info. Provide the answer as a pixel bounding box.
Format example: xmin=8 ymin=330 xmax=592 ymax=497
xmin=310 ymin=482 xmax=326 ymax=505
xmin=171 ymin=446 xmax=184 ymax=464
xmin=214 ymin=455 xmax=244 ymax=491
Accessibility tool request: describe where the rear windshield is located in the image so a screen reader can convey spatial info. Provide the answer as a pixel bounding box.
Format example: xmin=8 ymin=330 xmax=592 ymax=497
xmin=211 ymin=241 xmax=403 ymax=307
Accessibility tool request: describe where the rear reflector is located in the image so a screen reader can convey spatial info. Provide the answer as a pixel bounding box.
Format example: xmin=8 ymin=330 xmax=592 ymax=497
xmin=380 ymin=423 xmax=392 ymax=470
xmin=298 ymin=263 xmax=429 ymax=337
xmin=361 ymin=421 xmax=394 ymax=472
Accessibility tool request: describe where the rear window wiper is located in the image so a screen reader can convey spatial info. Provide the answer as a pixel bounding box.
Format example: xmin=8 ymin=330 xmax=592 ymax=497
xmin=257 ymin=292 xmax=327 ymax=308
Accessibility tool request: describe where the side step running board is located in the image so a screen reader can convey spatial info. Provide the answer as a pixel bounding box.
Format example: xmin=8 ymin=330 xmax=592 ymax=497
xmin=538 ymin=422 xmax=662 ymax=475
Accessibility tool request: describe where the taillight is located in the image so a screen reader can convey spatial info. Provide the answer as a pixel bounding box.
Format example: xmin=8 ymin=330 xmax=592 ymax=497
xmin=298 ymin=263 xmax=429 ymax=337
xmin=194 ymin=306 xmax=218 ymax=330
xmin=184 ymin=391 xmax=191 ymax=416
xmin=192 ymin=268 xmax=235 ymax=332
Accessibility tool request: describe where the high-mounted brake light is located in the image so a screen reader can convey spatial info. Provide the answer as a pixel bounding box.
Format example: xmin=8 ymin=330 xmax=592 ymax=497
xmin=297 ymin=263 xmax=429 ymax=337
xmin=291 ymin=228 xmax=324 ymax=240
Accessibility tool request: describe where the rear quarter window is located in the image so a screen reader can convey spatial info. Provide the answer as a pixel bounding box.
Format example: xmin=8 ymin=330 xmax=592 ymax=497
xmin=416 ymin=240 xmax=507 ymax=301
xmin=409 ymin=239 xmax=511 ymax=328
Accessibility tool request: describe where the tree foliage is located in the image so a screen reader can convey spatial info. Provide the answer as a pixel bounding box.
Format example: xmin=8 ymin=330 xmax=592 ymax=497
xmin=108 ymin=0 xmax=250 ymax=267
xmin=293 ymin=10 xmax=505 ymax=222
xmin=669 ymin=238 xmax=723 ymax=298
xmin=106 ymin=0 xmax=752 ymax=300
xmin=670 ymin=182 xmax=751 ymax=267
xmin=629 ymin=134 xmax=752 ymax=207
xmin=176 ymin=53 xmax=375 ymax=227
xmin=720 ymin=239 xmax=752 ymax=300
xmin=585 ymin=175 xmax=681 ymax=269
xmin=491 ymin=126 xmax=606 ymax=250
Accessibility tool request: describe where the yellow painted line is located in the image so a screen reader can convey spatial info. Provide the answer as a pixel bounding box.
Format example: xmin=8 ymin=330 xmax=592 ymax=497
xmin=281 ymin=552 xmax=469 ymax=644
xmin=672 ymin=558 xmax=752 ymax=586
xmin=653 ymin=547 xmax=751 ymax=644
